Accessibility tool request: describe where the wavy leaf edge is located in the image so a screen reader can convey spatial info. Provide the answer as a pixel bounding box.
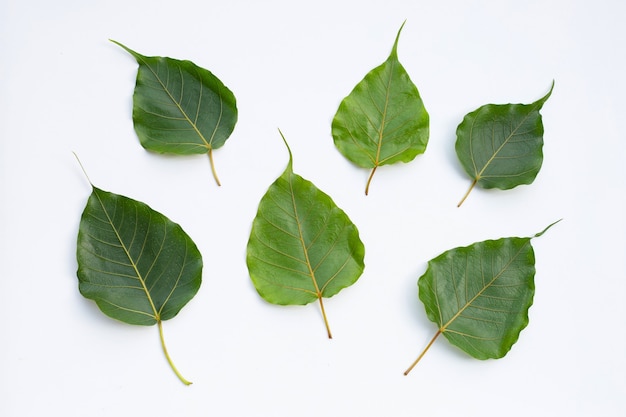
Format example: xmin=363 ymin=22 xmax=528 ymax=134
xmin=404 ymin=220 xmax=560 ymax=375
xmin=456 ymin=80 xmax=555 ymax=207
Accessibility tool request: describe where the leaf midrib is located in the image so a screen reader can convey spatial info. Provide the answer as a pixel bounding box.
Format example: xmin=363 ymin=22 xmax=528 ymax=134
xmin=440 ymin=240 xmax=529 ymax=333
xmin=373 ymin=58 xmax=396 ymax=167
xmin=287 ymin=174 xmax=322 ymax=297
xmin=94 ymin=190 xmax=160 ymax=321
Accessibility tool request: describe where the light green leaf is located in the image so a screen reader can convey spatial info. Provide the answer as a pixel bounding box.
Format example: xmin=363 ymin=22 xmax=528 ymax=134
xmin=112 ymin=40 xmax=237 ymax=186
xmin=76 ymin=169 xmax=202 ymax=385
xmin=404 ymin=221 xmax=559 ymax=375
xmin=246 ymin=131 xmax=365 ymax=338
xmin=455 ymin=82 xmax=554 ymax=206
xmin=331 ymin=22 xmax=429 ymax=195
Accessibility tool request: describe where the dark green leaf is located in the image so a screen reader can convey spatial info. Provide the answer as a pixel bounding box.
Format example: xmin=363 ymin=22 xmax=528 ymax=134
xmin=331 ymin=22 xmax=429 ymax=195
xmin=404 ymin=221 xmax=559 ymax=375
xmin=455 ymin=82 xmax=554 ymax=206
xmin=246 ymin=131 xmax=365 ymax=338
xmin=112 ymin=40 xmax=237 ymax=186
xmin=76 ymin=180 xmax=202 ymax=385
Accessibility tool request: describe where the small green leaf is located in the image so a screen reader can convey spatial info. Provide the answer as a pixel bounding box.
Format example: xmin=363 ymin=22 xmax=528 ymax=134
xmin=76 ymin=171 xmax=203 ymax=385
xmin=455 ymin=82 xmax=554 ymax=207
xmin=331 ymin=22 xmax=429 ymax=195
xmin=111 ymin=40 xmax=238 ymax=186
xmin=404 ymin=221 xmax=559 ymax=375
xmin=246 ymin=131 xmax=365 ymax=338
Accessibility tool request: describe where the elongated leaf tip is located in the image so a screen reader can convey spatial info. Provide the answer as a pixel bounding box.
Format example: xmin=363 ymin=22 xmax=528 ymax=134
xmin=534 ymin=219 xmax=562 ymax=238
xmin=109 ymin=39 xmax=140 ymax=60
xmin=390 ymin=21 xmax=407 ymax=59
xmin=109 ymin=39 xmax=124 ymax=48
xmin=535 ymin=80 xmax=555 ymax=109
xmin=72 ymin=152 xmax=94 ymax=187
xmin=277 ymin=128 xmax=294 ymax=171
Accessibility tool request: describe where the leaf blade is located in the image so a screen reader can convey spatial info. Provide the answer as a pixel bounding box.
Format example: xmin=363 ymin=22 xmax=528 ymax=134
xmin=423 ymin=236 xmax=536 ymax=359
xmin=246 ymin=133 xmax=365 ymax=337
xmin=455 ymin=81 xmax=554 ymax=205
xmin=78 ymin=187 xmax=202 ymax=322
xmin=331 ymin=23 xmax=429 ymax=194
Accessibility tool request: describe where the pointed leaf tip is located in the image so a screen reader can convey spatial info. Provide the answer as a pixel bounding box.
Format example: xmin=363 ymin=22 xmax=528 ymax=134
xmin=277 ymin=128 xmax=294 ymax=171
xmin=110 ymin=39 xmax=140 ymax=59
xmin=390 ymin=21 xmax=407 ymax=59
xmin=533 ymin=219 xmax=562 ymax=238
xmin=535 ymin=80 xmax=555 ymax=109
xmin=72 ymin=152 xmax=94 ymax=187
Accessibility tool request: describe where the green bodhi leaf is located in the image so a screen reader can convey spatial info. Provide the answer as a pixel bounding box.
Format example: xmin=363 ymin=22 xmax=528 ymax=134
xmin=455 ymin=82 xmax=554 ymax=207
xmin=111 ymin=40 xmax=237 ymax=186
xmin=404 ymin=220 xmax=560 ymax=375
xmin=75 ymin=158 xmax=202 ymax=385
xmin=331 ymin=22 xmax=429 ymax=195
xmin=246 ymin=131 xmax=365 ymax=338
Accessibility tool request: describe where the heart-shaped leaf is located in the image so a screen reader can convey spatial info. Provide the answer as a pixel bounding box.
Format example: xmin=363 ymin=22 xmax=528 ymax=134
xmin=331 ymin=22 xmax=429 ymax=195
xmin=76 ymin=168 xmax=202 ymax=385
xmin=404 ymin=221 xmax=559 ymax=375
xmin=246 ymin=131 xmax=365 ymax=338
xmin=112 ymin=40 xmax=237 ymax=186
xmin=455 ymin=82 xmax=554 ymax=206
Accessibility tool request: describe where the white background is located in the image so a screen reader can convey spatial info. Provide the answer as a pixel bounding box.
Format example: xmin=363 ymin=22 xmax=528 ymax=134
xmin=1 ymin=0 xmax=625 ymax=416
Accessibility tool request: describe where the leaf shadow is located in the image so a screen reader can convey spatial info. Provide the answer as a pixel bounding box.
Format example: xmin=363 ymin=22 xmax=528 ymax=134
xmin=404 ymin=266 xmax=431 ymax=330
xmin=441 ymin=114 xmax=467 ymax=179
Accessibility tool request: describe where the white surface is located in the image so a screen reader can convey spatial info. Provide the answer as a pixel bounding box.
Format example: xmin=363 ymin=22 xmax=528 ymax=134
xmin=1 ymin=0 xmax=625 ymax=415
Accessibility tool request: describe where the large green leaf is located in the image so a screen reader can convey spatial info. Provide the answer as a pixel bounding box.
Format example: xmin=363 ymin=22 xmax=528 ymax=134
xmin=404 ymin=221 xmax=559 ymax=375
xmin=112 ymin=40 xmax=237 ymax=186
xmin=331 ymin=22 xmax=429 ymax=195
xmin=246 ymin=131 xmax=365 ymax=338
xmin=76 ymin=177 xmax=202 ymax=385
xmin=455 ymin=82 xmax=554 ymax=206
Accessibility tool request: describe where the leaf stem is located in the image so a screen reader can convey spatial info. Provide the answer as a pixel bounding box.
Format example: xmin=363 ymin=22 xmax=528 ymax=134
xmin=457 ymin=179 xmax=477 ymax=207
xmin=158 ymin=320 xmax=192 ymax=386
xmin=365 ymin=166 xmax=378 ymax=196
xmin=208 ymin=149 xmax=221 ymax=186
xmin=404 ymin=329 xmax=441 ymax=375
xmin=318 ymin=297 xmax=333 ymax=339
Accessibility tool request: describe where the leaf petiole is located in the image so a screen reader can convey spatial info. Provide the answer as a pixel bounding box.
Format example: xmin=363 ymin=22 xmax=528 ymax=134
xmin=158 ymin=320 xmax=192 ymax=386
xmin=457 ymin=179 xmax=477 ymax=207
xmin=208 ymin=149 xmax=221 ymax=186
xmin=404 ymin=329 xmax=442 ymax=375
xmin=365 ymin=166 xmax=378 ymax=196
xmin=318 ymin=297 xmax=333 ymax=339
